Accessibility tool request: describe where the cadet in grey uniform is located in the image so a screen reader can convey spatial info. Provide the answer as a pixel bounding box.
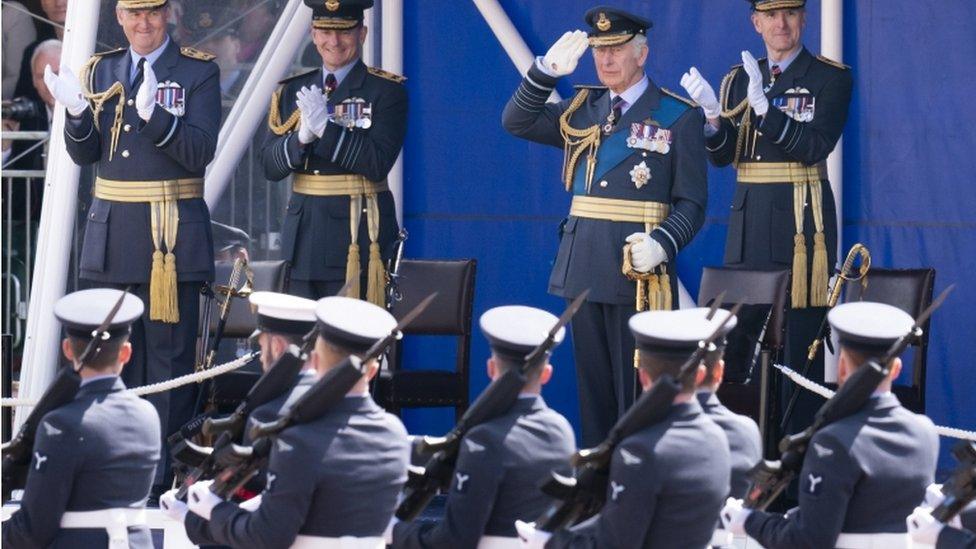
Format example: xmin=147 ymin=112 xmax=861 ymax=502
xmin=161 ymin=291 xmax=318 ymax=547
xmin=390 ymin=305 xmax=577 ymax=549
xmin=722 ymin=301 xmax=940 ymax=548
xmin=525 ymin=308 xmax=731 ymax=549
xmin=183 ymin=296 xmax=410 ymax=548
xmin=2 ymin=289 xmax=160 ymax=548
xmin=44 ymin=0 xmax=220 ymax=492
xmin=502 ymin=6 xmax=707 ymax=447
xmin=263 ymin=0 xmax=406 ymax=305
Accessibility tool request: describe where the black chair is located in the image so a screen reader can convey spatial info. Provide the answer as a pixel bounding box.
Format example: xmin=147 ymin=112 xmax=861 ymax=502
xmin=377 ymin=259 xmax=477 ymax=422
xmin=698 ymin=267 xmax=790 ymax=454
xmin=842 ymin=267 xmax=935 ymax=413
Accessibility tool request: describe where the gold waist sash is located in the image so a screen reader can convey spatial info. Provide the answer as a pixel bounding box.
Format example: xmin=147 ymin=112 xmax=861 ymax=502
xmin=736 ymin=162 xmax=829 ymax=308
xmin=291 ymin=174 xmax=388 ymax=306
xmin=94 ymin=177 xmax=205 ymax=323
xmin=569 ymin=196 xmax=669 ymax=224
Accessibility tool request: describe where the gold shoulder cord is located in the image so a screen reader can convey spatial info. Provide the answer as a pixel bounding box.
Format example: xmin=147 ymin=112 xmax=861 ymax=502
xmin=268 ymin=86 xmax=301 ymax=136
xmin=718 ymin=67 xmax=752 ymax=168
xmin=559 ymin=89 xmax=601 ymax=193
xmin=80 ymin=55 xmax=126 ymax=161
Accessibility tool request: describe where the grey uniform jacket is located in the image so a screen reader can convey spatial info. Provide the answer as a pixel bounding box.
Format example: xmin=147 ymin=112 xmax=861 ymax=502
xmin=392 ymin=396 xmax=576 ymax=549
xmin=502 ymin=64 xmax=707 ymax=305
xmin=2 ymin=377 xmax=161 ymax=549
xmin=203 ymin=395 xmax=409 ymax=548
xmin=745 ymin=393 xmax=939 ymax=549
xmin=262 ymin=60 xmax=406 ymax=282
xmin=548 ymin=399 xmax=730 ymax=549
xmin=697 ymin=391 xmax=762 ymax=498
xmin=64 ymin=37 xmax=218 ymax=284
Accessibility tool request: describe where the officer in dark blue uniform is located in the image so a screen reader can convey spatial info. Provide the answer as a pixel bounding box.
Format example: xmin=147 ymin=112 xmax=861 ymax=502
xmin=520 ymin=308 xmax=731 ymax=549
xmin=390 ymin=305 xmax=577 ymax=549
xmin=183 ymin=295 xmax=410 ymax=548
xmin=722 ymin=302 xmax=940 ymax=548
xmin=2 ymin=289 xmax=160 ymax=548
xmin=45 ymin=0 xmax=220 ymax=492
xmin=502 ymin=7 xmax=707 ymax=448
xmin=263 ymin=0 xmax=407 ymax=306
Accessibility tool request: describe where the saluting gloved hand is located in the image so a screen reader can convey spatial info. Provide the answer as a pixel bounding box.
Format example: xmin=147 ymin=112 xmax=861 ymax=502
xmin=135 ymin=62 xmax=158 ymax=122
xmin=159 ymin=488 xmax=188 ymax=522
xmin=515 ymin=520 xmax=551 ymax=549
xmin=296 ymin=85 xmax=328 ymax=144
xmin=625 ymin=232 xmax=666 ymax=273
xmin=541 ymin=30 xmax=589 ymax=77
xmin=907 ymin=506 xmax=945 ymax=545
xmin=43 ymin=65 xmax=88 ymax=117
xmin=680 ymin=67 xmax=721 ymax=121
xmin=720 ymin=497 xmax=751 ymax=536
xmin=187 ymin=480 xmax=223 ymax=521
xmin=741 ymin=51 xmax=769 ymax=117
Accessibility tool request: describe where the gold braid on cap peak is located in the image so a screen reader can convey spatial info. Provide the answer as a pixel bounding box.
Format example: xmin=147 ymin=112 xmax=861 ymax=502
xmin=312 ymin=18 xmax=359 ymax=30
xmin=588 ymin=33 xmax=635 ymax=47
xmin=117 ymin=0 xmax=168 ymax=9
xmin=753 ymin=0 xmax=805 ymax=11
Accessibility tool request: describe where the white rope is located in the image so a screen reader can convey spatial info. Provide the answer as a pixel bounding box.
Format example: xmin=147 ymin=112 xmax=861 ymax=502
xmin=774 ymin=363 xmax=976 ymax=441
xmin=0 ymin=352 xmax=258 ymax=407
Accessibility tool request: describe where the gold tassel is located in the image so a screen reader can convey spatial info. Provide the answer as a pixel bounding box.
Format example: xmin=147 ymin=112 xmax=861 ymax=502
xmin=791 ymin=233 xmax=808 ymax=308
xmin=366 ymin=241 xmax=385 ymax=307
xmin=149 ymin=250 xmax=165 ymax=321
xmin=345 ymin=243 xmax=361 ymax=299
xmin=660 ymin=272 xmax=672 ymax=311
xmin=648 ymin=275 xmax=660 ymax=311
xmin=161 ymin=252 xmax=179 ymax=323
xmin=810 ymin=232 xmax=829 ymax=307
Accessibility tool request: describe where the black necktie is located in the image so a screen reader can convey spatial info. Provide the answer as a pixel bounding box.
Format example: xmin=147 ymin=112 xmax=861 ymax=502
xmin=131 ymin=57 xmax=146 ymax=90
xmin=611 ymin=95 xmax=625 ymax=123
xmin=324 ymin=73 xmax=337 ymax=96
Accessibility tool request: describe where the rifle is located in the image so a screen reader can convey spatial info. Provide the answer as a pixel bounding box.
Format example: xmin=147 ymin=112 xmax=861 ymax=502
xmin=203 ymin=293 xmax=438 ymax=499
xmin=2 ymin=289 xmax=130 ymax=501
xmin=534 ymin=298 xmax=742 ymax=531
xmin=395 ymin=291 xmax=590 ymax=521
xmin=781 ymin=243 xmax=871 ymax=430
xmin=746 ymin=285 xmax=954 ymax=510
xmin=931 ymin=441 xmax=976 ymax=524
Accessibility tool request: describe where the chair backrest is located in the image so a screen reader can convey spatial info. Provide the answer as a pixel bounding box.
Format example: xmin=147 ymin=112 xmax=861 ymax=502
xmin=208 ymin=260 xmax=291 ymax=339
xmin=390 ymin=259 xmax=477 ymax=337
xmin=698 ymin=267 xmax=790 ymax=351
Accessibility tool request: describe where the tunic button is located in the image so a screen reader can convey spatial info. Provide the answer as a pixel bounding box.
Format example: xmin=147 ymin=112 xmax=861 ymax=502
xmin=642 ymin=152 xmax=648 ymax=157
xmin=313 ymin=170 xmax=320 ymax=175
xmin=121 ymin=150 xmax=130 ymax=158
xmin=599 ymin=180 xmax=608 ymax=188
xmin=123 ymin=124 xmax=131 ymax=132
xmin=756 ymin=155 xmax=762 ymax=160
xmin=126 ymin=99 xmax=134 ymax=106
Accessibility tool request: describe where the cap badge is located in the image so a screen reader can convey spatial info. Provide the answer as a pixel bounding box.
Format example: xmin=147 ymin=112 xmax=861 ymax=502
xmin=199 ymin=13 xmax=213 ymax=29
xmin=325 ymin=0 xmax=340 ymax=11
xmin=596 ymin=12 xmax=612 ymax=32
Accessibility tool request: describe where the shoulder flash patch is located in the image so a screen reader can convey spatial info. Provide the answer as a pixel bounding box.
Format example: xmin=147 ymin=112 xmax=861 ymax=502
xmin=368 ymin=66 xmax=406 ymax=83
xmin=279 ymin=68 xmax=319 ymax=85
xmin=817 ymin=54 xmax=850 ymax=70
xmin=180 ymin=47 xmax=216 ymax=62
xmin=93 ymin=47 xmax=126 ymax=58
xmin=661 ymin=87 xmax=697 ymax=108
xmin=574 ymin=84 xmax=608 ymax=90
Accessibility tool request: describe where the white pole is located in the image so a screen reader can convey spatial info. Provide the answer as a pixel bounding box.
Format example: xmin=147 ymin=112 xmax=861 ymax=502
xmin=204 ymin=0 xmax=312 ymax=207
xmin=381 ymin=0 xmax=404 ymax=225
xmin=822 ymin=0 xmax=843 ymax=382
xmin=17 ymin=0 xmax=101 ymax=428
xmin=363 ymin=6 xmax=377 ymax=66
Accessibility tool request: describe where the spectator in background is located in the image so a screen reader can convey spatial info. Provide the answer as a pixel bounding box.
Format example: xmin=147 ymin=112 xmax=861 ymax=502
xmin=237 ymin=0 xmax=281 ymax=63
xmin=2 ymin=2 xmax=37 ymax=100
xmin=184 ymin=1 xmax=245 ymax=105
xmin=14 ymin=0 xmax=68 ymax=105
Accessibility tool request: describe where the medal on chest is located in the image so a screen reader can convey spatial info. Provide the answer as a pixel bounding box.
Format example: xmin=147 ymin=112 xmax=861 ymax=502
xmin=772 ymin=87 xmax=816 ymax=122
xmin=629 ymin=161 xmax=651 ymax=189
xmin=155 ymin=81 xmax=185 ymax=117
xmin=333 ymin=97 xmax=373 ymax=129
xmin=626 ymin=122 xmax=672 ymax=155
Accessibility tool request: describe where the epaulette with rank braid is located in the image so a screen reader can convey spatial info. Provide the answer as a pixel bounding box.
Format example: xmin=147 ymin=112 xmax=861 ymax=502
xmin=180 ymin=47 xmax=216 ymax=61
xmin=573 ymin=84 xmax=607 ymax=90
xmin=367 ymin=66 xmax=406 ymax=83
xmin=816 ymin=54 xmax=850 ymax=70
xmin=661 ymin=87 xmax=697 ymax=108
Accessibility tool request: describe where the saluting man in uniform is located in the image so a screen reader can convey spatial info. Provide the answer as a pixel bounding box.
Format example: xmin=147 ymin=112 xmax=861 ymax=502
xmin=2 ymin=289 xmax=160 ymax=548
xmin=160 ymin=291 xmax=318 ymax=547
xmin=502 ymin=7 xmax=707 ymax=448
xmin=518 ymin=307 xmax=732 ymax=549
xmin=264 ymin=0 xmax=407 ymax=306
xmin=721 ymin=302 xmax=939 ymax=548
xmin=183 ymin=296 xmax=410 ymax=548
xmin=679 ymin=0 xmax=853 ymax=419
xmin=44 ymin=0 xmax=220 ymax=495
xmin=390 ymin=305 xmax=576 ymax=549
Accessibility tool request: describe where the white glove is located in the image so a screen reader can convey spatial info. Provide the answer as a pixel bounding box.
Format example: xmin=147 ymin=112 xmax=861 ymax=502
xmin=680 ymin=67 xmax=721 ymax=120
xmin=541 ymin=30 xmax=589 ymax=77
xmin=626 ymin=232 xmax=666 ymax=273
xmin=135 ymin=62 xmax=158 ymax=122
xmin=159 ymin=488 xmax=188 ymax=522
xmin=741 ymin=51 xmax=769 ymax=117
xmin=383 ymin=516 xmax=398 ymax=544
xmin=925 ymin=483 xmax=945 ymax=508
xmin=296 ymin=85 xmax=328 ymax=144
xmin=720 ymin=497 xmax=751 ymax=536
xmin=187 ymin=480 xmax=223 ymax=521
xmin=239 ymin=494 xmax=262 ymax=512
xmin=43 ymin=65 xmax=88 ymax=117
xmin=907 ymin=506 xmax=945 ymax=545
xmin=516 ymin=520 xmax=552 ymax=549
